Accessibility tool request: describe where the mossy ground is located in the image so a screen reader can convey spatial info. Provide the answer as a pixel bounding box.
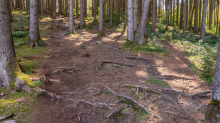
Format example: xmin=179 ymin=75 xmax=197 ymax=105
xmin=0 ymin=10 xmax=46 ymax=122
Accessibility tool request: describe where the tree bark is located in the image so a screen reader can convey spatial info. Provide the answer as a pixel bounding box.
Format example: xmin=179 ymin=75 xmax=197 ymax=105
xmin=28 ymin=0 xmax=40 ymax=47
xmin=133 ymin=0 xmax=137 ymax=31
xmin=205 ymin=33 xmax=220 ymax=123
xmin=189 ymin=4 xmax=194 ymax=31
xmin=0 ymin=0 xmax=18 ymax=89
xmin=76 ymin=0 xmax=79 ymax=18
xmin=65 ymin=0 xmax=68 ymax=16
xmin=200 ymin=0 xmax=208 ymax=40
xmin=193 ymin=0 xmax=198 ymax=33
xmin=53 ymin=0 xmax=56 ymax=18
xmin=199 ymin=0 xmax=202 ymax=30
xmin=98 ymin=0 xmax=105 ymax=36
xmin=127 ymin=0 xmax=134 ymax=42
xmin=117 ymin=0 xmax=120 ymax=23
xmin=94 ymin=0 xmax=97 ymax=21
xmin=80 ymin=0 xmax=84 ymax=27
xmin=69 ymin=0 xmax=76 ymax=34
xmin=41 ymin=0 xmax=43 ymax=17
xmin=138 ymin=0 xmax=142 ymax=20
xmin=151 ymin=0 xmax=156 ymax=32
xmin=110 ymin=0 xmax=113 ymax=27
xmin=135 ymin=0 xmax=151 ymax=45
xmin=180 ymin=0 xmax=184 ymax=29
xmin=183 ymin=0 xmax=187 ymax=34
xmin=176 ymin=0 xmax=179 ymax=25
xmin=84 ymin=0 xmax=87 ymax=18
xmin=209 ymin=0 xmax=213 ymax=30
xmin=124 ymin=0 xmax=127 ymax=29
xmin=59 ymin=0 xmax=63 ymax=14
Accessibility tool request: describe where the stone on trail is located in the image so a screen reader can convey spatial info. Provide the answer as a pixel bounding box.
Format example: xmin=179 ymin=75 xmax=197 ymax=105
xmin=15 ymin=79 xmax=30 ymax=93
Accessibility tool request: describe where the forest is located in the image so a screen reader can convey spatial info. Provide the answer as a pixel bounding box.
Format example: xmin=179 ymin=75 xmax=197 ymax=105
xmin=0 ymin=0 xmax=220 ymax=122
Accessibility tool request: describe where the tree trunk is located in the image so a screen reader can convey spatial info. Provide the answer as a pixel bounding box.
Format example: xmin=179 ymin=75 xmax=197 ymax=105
xmin=0 ymin=0 xmax=18 ymax=89
xmin=117 ymin=0 xmax=120 ymax=23
xmin=138 ymin=0 xmax=142 ymax=20
xmin=110 ymin=0 xmax=113 ymax=27
xmin=205 ymin=33 xmax=220 ymax=123
xmin=173 ymin=0 xmax=175 ymax=25
xmin=151 ymin=0 xmax=156 ymax=32
xmin=28 ymin=0 xmax=40 ymax=47
xmin=98 ymin=0 xmax=105 ymax=36
xmin=186 ymin=0 xmax=188 ymax=28
xmin=124 ymin=0 xmax=127 ymax=29
xmin=180 ymin=0 xmax=184 ymax=29
xmin=65 ymin=0 xmax=68 ymax=16
xmin=59 ymin=0 xmax=63 ymax=14
xmin=80 ymin=0 xmax=84 ymax=27
xmin=135 ymin=0 xmax=151 ymax=45
xmin=209 ymin=0 xmax=213 ymax=30
xmin=76 ymin=0 xmax=79 ymax=18
xmin=127 ymin=0 xmax=133 ymax=42
xmin=183 ymin=0 xmax=187 ymax=34
xmin=176 ymin=0 xmax=179 ymax=25
xmin=133 ymin=0 xmax=137 ymax=31
xmin=69 ymin=0 xmax=76 ymax=34
xmin=193 ymin=0 xmax=198 ymax=33
xmin=199 ymin=0 xmax=202 ymax=31
xmin=200 ymin=0 xmax=208 ymax=40
xmin=53 ymin=0 xmax=56 ymax=18
xmin=166 ymin=0 xmax=168 ymax=30
xmin=189 ymin=4 xmax=194 ymax=31
xmin=84 ymin=0 xmax=87 ymax=18
xmin=94 ymin=0 xmax=97 ymax=21
xmin=41 ymin=0 xmax=43 ymax=17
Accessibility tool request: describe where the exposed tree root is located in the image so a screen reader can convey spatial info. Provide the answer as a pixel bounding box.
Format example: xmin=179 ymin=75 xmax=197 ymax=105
xmin=76 ymin=99 xmax=112 ymax=110
xmin=103 ymin=86 xmax=163 ymax=120
xmin=164 ymin=111 xmax=191 ymax=119
xmin=196 ymin=104 xmax=206 ymax=111
xmin=105 ymin=107 xmax=124 ymax=118
xmin=125 ymin=56 xmax=152 ymax=62
xmin=96 ymin=61 xmax=134 ymax=70
xmin=51 ymin=67 xmax=82 ymax=75
xmin=160 ymin=87 xmax=211 ymax=97
xmin=121 ymin=84 xmax=178 ymax=106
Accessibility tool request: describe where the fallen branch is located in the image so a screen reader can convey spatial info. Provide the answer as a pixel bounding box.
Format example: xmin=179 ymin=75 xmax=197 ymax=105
xmin=76 ymin=99 xmax=112 ymax=110
xmin=34 ymin=87 xmax=62 ymax=99
xmin=105 ymin=107 xmax=124 ymax=118
xmin=0 ymin=114 xmax=13 ymax=121
xmin=103 ymin=86 xmax=163 ymax=120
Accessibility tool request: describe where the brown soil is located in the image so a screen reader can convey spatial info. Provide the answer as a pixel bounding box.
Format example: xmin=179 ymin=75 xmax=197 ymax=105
xmin=27 ymin=17 xmax=211 ymax=123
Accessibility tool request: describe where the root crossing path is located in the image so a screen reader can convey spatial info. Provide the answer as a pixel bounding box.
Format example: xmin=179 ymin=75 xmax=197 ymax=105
xmin=29 ymin=17 xmax=211 ymax=123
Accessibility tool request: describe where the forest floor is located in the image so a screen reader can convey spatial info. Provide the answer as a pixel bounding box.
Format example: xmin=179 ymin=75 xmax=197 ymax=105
xmin=24 ymin=16 xmax=213 ymax=123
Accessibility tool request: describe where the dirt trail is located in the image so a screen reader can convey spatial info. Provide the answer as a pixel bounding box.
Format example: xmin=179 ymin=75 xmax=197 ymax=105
xmin=28 ymin=17 xmax=211 ymax=123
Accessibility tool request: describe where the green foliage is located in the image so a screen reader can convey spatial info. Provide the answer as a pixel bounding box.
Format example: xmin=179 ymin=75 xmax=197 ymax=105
xmin=32 ymin=80 xmax=43 ymax=86
xmin=12 ymin=31 xmax=29 ymax=38
xmin=147 ymin=77 xmax=170 ymax=87
xmin=98 ymin=64 xmax=104 ymax=71
xmin=133 ymin=108 xmax=149 ymax=122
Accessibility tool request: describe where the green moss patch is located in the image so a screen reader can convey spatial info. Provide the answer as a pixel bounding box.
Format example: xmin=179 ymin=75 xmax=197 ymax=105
xmin=147 ymin=77 xmax=170 ymax=87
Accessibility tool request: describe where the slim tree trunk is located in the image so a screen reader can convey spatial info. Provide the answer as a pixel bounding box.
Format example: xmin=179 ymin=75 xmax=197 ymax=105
xmin=166 ymin=0 xmax=168 ymax=30
xmin=69 ymin=0 xmax=76 ymax=34
xmin=124 ymin=0 xmax=127 ymax=29
xmin=176 ymin=0 xmax=179 ymax=25
xmin=127 ymin=0 xmax=133 ymax=42
xmin=117 ymin=0 xmax=120 ymax=23
xmin=76 ymin=0 xmax=79 ymax=18
xmin=200 ymin=0 xmax=208 ymax=40
xmin=65 ymin=0 xmax=68 ymax=16
xmin=183 ymin=0 xmax=187 ymax=34
xmin=133 ymin=0 xmax=137 ymax=31
xmin=186 ymin=0 xmax=188 ymax=28
xmin=194 ymin=0 xmax=198 ymax=33
xmin=180 ymin=0 xmax=184 ymax=29
xmin=0 ymin=0 xmax=18 ymax=89
xmin=53 ymin=0 xmax=56 ymax=18
xmin=189 ymin=4 xmax=194 ymax=31
xmin=135 ymin=0 xmax=151 ymax=45
xmin=41 ymin=0 xmax=43 ymax=17
xmin=110 ymin=0 xmax=113 ymax=27
xmin=209 ymin=0 xmax=213 ymax=30
xmin=199 ymin=0 xmax=202 ymax=30
xmin=205 ymin=33 xmax=220 ymax=123
xmin=138 ymin=0 xmax=142 ymax=20
xmin=59 ymin=0 xmax=63 ymax=14
xmin=151 ymin=0 xmax=156 ymax=32
xmin=98 ymin=0 xmax=105 ymax=36
xmin=84 ymin=0 xmax=87 ymax=18
xmin=94 ymin=0 xmax=97 ymax=21
xmin=80 ymin=0 xmax=84 ymax=27
xmin=173 ymin=0 xmax=175 ymax=25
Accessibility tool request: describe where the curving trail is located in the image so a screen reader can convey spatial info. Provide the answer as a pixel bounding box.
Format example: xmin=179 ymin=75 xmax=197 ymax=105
xmin=28 ymin=17 xmax=211 ymax=123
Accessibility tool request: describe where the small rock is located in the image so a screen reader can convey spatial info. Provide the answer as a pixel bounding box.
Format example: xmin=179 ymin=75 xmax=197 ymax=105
xmin=14 ymin=79 xmax=30 ymax=93
xmin=0 ymin=93 xmax=4 ymax=96
xmin=96 ymin=41 xmax=101 ymax=45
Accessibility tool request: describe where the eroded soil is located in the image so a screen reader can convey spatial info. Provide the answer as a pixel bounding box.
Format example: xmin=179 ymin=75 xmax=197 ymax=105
xmin=27 ymin=16 xmax=211 ymax=123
